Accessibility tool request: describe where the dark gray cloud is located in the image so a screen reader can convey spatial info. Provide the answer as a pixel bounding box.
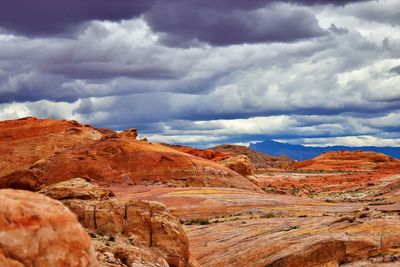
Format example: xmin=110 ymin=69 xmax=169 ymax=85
xmin=146 ymin=2 xmax=325 ymax=46
xmin=0 ymin=0 xmax=367 ymax=44
xmin=0 ymin=0 xmax=154 ymax=35
xmin=390 ymin=65 xmax=400 ymax=74
xmin=328 ymin=23 xmax=349 ymax=35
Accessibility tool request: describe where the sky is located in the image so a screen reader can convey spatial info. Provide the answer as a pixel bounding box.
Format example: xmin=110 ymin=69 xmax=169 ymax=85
xmin=0 ymin=0 xmax=400 ymax=148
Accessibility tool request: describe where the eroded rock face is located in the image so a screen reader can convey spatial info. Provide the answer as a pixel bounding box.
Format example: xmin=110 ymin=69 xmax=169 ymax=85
xmin=64 ymin=199 xmax=191 ymax=267
xmin=0 ymin=189 xmax=97 ymax=267
xmin=40 ymin=179 xmax=199 ymax=267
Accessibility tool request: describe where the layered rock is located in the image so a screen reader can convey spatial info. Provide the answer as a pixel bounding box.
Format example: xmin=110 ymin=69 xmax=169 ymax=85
xmin=0 ymin=189 xmax=96 ymax=267
xmin=0 ymin=117 xmax=102 ymax=180
xmin=291 ymin=150 xmax=400 ymax=172
xmin=187 ymin=216 xmax=400 ymax=267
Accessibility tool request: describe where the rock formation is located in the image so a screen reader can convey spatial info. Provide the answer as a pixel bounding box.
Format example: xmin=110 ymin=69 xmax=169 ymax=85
xmin=163 ymin=144 xmax=232 ymax=161
xmin=0 ymin=189 xmax=97 ymax=267
xmin=291 ymin=150 xmax=400 ymax=171
xmin=219 ymin=155 xmax=253 ymax=177
xmin=40 ymin=179 xmax=200 ymax=267
xmin=0 ymin=117 xmax=259 ymax=192
xmin=0 ymin=117 xmax=102 ymax=180
xmin=211 ymin=144 xmax=295 ymax=170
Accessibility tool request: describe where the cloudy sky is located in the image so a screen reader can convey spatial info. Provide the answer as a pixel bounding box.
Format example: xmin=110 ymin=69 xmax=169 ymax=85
xmin=1 ymin=0 xmax=400 ymax=148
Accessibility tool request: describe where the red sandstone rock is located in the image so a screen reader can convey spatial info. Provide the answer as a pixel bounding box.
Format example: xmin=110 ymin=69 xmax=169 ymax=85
xmin=164 ymin=144 xmax=232 ymax=161
xmin=291 ymin=150 xmax=400 ymax=172
xmin=117 ymin=128 xmax=138 ymax=139
xmin=0 ymin=118 xmax=259 ymax=192
xmin=0 ymin=189 xmax=97 ymax=267
xmin=0 ymin=117 xmax=102 ymax=180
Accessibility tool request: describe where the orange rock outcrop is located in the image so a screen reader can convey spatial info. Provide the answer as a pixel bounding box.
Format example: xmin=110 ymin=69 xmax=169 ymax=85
xmin=40 ymin=178 xmax=200 ymax=267
xmin=291 ymin=150 xmax=400 ymax=172
xmin=0 ymin=189 xmax=97 ymax=266
xmin=0 ymin=117 xmax=259 ymax=192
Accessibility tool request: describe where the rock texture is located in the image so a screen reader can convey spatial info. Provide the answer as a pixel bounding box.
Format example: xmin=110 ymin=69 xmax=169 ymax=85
xmin=164 ymin=144 xmax=232 ymax=161
xmin=41 ymin=179 xmax=200 ymax=267
xmin=0 ymin=117 xmax=102 ymax=180
xmin=211 ymin=144 xmax=295 ymax=171
xmin=39 ymin=178 xmax=114 ymax=200
xmin=113 ymin=182 xmax=400 ymax=266
xmin=291 ymin=150 xmax=400 ymax=172
xmin=0 ymin=117 xmax=259 ymax=192
xmin=187 ymin=217 xmax=400 ymax=267
xmin=219 ymin=155 xmax=253 ymax=177
xmin=0 ymin=189 xmax=96 ymax=267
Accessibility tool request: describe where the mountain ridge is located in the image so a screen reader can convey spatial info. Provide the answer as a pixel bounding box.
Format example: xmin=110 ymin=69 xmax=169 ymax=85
xmin=250 ymin=139 xmax=400 ymax=161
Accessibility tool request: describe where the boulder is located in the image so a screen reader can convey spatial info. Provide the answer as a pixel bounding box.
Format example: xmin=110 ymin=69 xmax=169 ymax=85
xmin=219 ymin=155 xmax=254 ymax=177
xmin=0 ymin=189 xmax=97 ymax=267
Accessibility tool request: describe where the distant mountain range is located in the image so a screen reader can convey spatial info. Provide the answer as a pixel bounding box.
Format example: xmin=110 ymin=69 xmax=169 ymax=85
xmin=249 ymin=139 xmax=400 ymax=161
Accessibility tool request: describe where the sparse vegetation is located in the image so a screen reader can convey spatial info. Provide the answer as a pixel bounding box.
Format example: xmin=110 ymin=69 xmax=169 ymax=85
xmin=260 ymin=213 xmax=276 ymax=218
xmin=182 ymin=218 xmax=210 ymax=225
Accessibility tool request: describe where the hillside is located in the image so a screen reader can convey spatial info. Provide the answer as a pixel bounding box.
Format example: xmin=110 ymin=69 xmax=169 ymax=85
xmin=210 ymin=144 xmax=294 ymax=170
xmin=0 ymin=117 xmax=259 ymax=192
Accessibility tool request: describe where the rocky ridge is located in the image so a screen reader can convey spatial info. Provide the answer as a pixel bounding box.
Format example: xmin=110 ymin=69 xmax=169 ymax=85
xmin=0 ymin=117 xmax=259 ymax=192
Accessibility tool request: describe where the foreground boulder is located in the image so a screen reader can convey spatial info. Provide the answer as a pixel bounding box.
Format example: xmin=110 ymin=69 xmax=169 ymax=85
xmin=0 ymin=189 xmax=97 ymax=267
xmin=41 ymin=179 xmax=200 ymax=267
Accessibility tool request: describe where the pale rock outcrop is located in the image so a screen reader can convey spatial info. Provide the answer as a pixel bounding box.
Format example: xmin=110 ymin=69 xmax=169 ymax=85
xmin=39 ymin=178 xmax=113 ymax=200
xmin=219 ymin=155 xmax=254 ymax=177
